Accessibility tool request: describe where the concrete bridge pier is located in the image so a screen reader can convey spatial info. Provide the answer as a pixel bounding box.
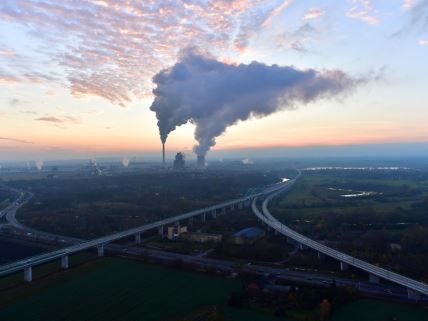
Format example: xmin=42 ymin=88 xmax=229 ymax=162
xmin=61 ymin=255 xmax=69 ymax=269
xmin=317 ymin=252 xmax=325 ymax=260
xmin=369 ymin=274 xmax=380 ymax=284
xmin=407 ymin=289 xmax=421 ymax=301
xmin=340 ymin=261 xmax=348 ymax=271
xmin=238 ymin=202 xmax=243 ymax=210
xmin=298 ymin=243 xmax=305 ymax=251
xmin=134 ymin=233 xmax=141 ymax=244
xmin=158 ymin=226 xmax=164 ymax=238
xmin=230 ymin=204 xmax=235 ymax=211
xmin=201 ymin=213 xmax=206 ymax=223
xmin=188 ymin=217 xmax=194 ymax=226
xmin=211 ymin=210 xmax=217 ymax=219
xmin=222 ymin=207 xmax=226 ymax=214
xmin=24 ymin=266 xmax=32 ymax=282
xmin=97 ymin=245 xmax=104 ymax=257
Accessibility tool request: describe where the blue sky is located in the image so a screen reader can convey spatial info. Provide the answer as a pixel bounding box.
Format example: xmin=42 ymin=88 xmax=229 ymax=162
xmin=0 ymin=0 xmax=427 ymax=161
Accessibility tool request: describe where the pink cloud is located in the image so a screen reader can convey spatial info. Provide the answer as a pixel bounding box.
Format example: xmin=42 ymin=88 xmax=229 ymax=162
xmin=0 ymin=0 xmax=293 ymax=105
xmin=346 ymin=0 xmax=379 ymax=25
xmin=303 ymin=8 xmax=325 ymax=20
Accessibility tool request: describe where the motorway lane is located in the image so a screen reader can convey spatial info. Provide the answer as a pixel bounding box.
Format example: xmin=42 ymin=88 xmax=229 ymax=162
xmin=1 ymin=180 xmax=425 ymax=302
xmin=105 ymin=242 xmax=416 ymax=302
xmin=253 ymin=174 xmax=428 ymax=300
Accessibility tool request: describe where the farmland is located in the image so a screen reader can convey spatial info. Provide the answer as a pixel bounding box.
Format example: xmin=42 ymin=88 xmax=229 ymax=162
xmin=0 ymin=257 xmax=284 ymax=321
xmin=1 ymin=257 xmax=427 ymax=321
xmin=270 ymin=169 xmax=428 ymax=281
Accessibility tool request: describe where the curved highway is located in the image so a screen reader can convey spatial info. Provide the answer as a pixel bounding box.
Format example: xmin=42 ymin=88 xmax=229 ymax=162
xmin=0 ymin=181 xmax=286 ymax=279
xmin=251 ymin=172 xmax=428 ymax=298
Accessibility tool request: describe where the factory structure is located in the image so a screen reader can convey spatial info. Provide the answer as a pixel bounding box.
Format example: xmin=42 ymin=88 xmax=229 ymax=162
xmin=161 ymin=144 xmax=205 ymax=169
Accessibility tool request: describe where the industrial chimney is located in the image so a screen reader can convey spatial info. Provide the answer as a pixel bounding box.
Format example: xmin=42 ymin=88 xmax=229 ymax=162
xmin=197 ymin=155 xmax=205 ymax=169
xmin=162 ymin=143 xmax=166 ymax=168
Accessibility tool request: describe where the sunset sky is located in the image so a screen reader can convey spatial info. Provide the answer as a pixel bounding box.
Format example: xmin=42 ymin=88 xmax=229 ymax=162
xmin=0 ymin=0 xmax=427 ymax=161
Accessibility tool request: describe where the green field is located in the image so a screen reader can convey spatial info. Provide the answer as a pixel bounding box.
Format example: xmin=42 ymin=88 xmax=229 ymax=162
xmin=272 ymin=172 xmax=428 ymax=225
xmin=1 ymin=257 xmax=427 ymax=321
xmin=0 ymin=258 xmax=284 ymax=321
xmin=332 ymin=299 xmax=428 ymax=321
xmin=270 ymin=171 xmax=428 ymax=281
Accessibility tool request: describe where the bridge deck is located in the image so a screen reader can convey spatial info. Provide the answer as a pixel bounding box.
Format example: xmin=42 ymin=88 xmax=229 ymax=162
xmin=251 ymin=175 xmax=428 ymax=296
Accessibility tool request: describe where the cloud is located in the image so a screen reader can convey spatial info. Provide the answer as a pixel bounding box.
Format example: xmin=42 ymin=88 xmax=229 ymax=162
xmin=9 ymin=98 xmax=23 ymax=106
xmin=394 ymin=0 xmax=428 ymax=35
xmin=0 ymin=74 xmax=19 ymax=85
xmin=0 ymin=0 xmax=296 ymax=106
xmin=304 ymin=8 xmax=325 ymax=20
xmin=35 ymin=115 xmax=80 ymax=124
xmin=346 ymin=0 xmax=379 ymax=24
xmin=20 ymin=110 xmax=38 ymax=115
xmin=262 ymin=0 xmax=293 ymax=28
xmin=150 ymin=50 xmax=366 ymax=157
xmin=276 ymin=23 xmax=320 ymax=53
xmin=419 ymin=39 xmax=428 ymax=45
xmin=402 ymin=0 xmax=416 ymax=10
xmin=0 ymin=137 xmax=34 ymax=144
xmin=407 ymin=0 xmax=428 ymax=30
xmin=0 ymin=46 xmax=15 ymax=57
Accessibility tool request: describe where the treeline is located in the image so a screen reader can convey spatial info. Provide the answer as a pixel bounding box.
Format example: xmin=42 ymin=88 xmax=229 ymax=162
xmin=10 ymin=170 xmax=279 ymax=239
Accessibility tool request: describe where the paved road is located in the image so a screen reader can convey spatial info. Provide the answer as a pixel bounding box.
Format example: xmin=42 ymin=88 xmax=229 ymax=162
xmin=252 ymin=172 xmax=428 ymax=299
xmin=0 ymin=187 xmax=79 ymax=243
xmin=107 ymin=242 xmax=418 ymax=302
xmin=1 ymin=181 xmax=426 ymax=302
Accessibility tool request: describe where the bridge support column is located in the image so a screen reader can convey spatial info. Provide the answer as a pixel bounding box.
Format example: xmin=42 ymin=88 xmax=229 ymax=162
xmin=230 ymin=204 xmax=235 ymax=211
xmin=135 ymin=233 xmax=141 ymax=244
xmin=238 ymin=202 xmax=243 ymax=210
xmin=97 ymin=245 xmax=104 ymax=257
xmin=222 ymin=207 xmax=226 ymax=214
xmin=317 ymin=252 xmax=325 ymax=260
xmin=298 ymin=243 xmax=305 ymax=251
xmin=340 ymin=261 xmax=348 ymax=271
xmin=188 ymin=217 xmax=194 ymax=227
xmin=407 ymin=289 xmax=421 ymax=301
xmin=24 ymin=266 xmax=32 ymax=282
xmin=158 ymin=226 xmax=164 ymax=238
xmin=201 ymin=213 xmax=206 ymax=223
xmin=369 ymin=274 xmax=379 ymax=284
xmin=61 ymin=255 xmax=69 ymax=269
xmin=212 ymin=210 xmax=217 ymax=219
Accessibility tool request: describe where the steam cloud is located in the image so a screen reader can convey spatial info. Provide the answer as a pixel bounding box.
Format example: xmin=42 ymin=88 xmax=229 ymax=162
xmin=122 ymin=157 xmax=130 ymax=168
xmin=35 ymin=160 xmax=44 ymax=171
xmin=242 ymin=158 xmax=254 ymax=165
xmin=150 ymin=50 xmax=364 ymax=157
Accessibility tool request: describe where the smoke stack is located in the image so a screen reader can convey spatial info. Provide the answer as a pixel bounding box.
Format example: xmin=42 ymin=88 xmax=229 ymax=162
xmin=197 ymin=155 xmax=205 ymax=169
xmin=162 ymin=143 xmax=165 ymax=168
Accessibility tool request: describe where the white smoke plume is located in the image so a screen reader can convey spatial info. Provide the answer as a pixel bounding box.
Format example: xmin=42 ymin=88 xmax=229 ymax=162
xmin=35 ymin=160 xmax=44 ymax=171
xmin=122 ymin=157 xmax=130 ymax=168
xmin=150 ymin=49 xmax=365 ymax=158
xmin=242 ymin=158 xmax=254 ymax=165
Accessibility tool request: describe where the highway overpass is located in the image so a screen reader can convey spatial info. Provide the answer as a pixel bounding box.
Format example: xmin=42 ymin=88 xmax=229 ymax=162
xmin=2 ymin=174 xmax=428 ymax=301
xmin=0 ymin=181 xmax=286 ymax=282
xmin=251 ymin=172 xmax=428 ymax=301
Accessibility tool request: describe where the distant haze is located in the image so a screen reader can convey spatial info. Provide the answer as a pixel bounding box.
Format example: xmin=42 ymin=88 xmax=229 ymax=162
xmin=1 ymin=142 xmax=428 ymax=163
